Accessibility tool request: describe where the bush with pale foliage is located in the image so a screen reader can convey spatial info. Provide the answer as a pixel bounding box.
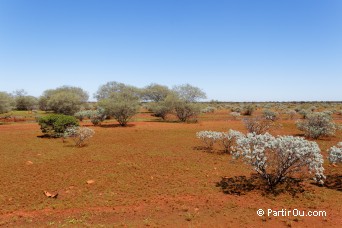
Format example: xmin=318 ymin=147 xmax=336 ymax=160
xmin=196 ymin=129 xmax=243 ymax=153
xmin=230 ymin=112 xmax=241 ymax=120
xmin=64 ymin=126 xmax=95 ymax=147
xmin=328 ymin=142 xmax=342 ymax=164
xmin=262 ymin=109 xmax=278 ymax=121
xmin=219 ymin=130 xmax=244 ymax=153
xmin=243 ymin=116 xmax=275 ymax=135
xmin=233 ymin=132 xmax=325 ymax=188
xmin=196 ymin=130 xmax=222 ymax=149
xmin=296 ymin=112 xmax=337 ymax=139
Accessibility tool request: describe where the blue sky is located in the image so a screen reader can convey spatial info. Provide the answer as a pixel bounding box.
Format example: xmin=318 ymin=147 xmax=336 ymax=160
xmin=0 ymin=0 xmax=341 ymax=101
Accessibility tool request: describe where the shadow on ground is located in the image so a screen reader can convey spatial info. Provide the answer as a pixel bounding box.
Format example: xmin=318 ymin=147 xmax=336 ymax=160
xmin=99 ymin=123 xmax=136 ymax=128
xmin=216 ymin=174 xmax=305 ymax=197
xmin=312 ymin=174 xmax=342 ymax=191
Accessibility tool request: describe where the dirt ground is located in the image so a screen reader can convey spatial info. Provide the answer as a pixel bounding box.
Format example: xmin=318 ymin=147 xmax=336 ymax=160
xmin=0 ymin=110 xmax=341 ymax=227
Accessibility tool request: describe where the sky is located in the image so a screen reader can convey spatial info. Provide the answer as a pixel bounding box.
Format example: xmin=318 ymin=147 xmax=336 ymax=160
xmin=0 ymin=0 xmax=341 ymax=102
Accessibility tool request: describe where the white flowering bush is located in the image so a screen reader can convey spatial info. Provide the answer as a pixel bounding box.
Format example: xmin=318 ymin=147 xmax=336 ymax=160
xmin=234 ymin=132 xmax=325 ymax=188
xmin=196 ymin=130 xmax=222 ymax=149
xmin=328 ymin=142 xmax=342 ymax=164
xmin=64 ymin=126 xmax=95 ymax=147
xmin=201 ymin=106 xmax=216 ymax=113
xmin=296 ymin=112 xmax=337 ymax=139
xmin=230 ymin=112 xmax=241 ymax=120
xmin=219 ymin=130 xmax=244 ymax=153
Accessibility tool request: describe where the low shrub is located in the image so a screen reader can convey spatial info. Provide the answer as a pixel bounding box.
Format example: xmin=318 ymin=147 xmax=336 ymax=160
xmin=64 ymin=126 xmax=95 ymax=147
xmin=243 ymin=116 xmax=275 ymax=135
xmin=201 ymin=106 xmax=216 ymax=113
xmin=262 ymin=109 xmax=278 ymax=121
xmin=174 ymin=102 xmax=200 ymax=122
xmin=298 ymin=109 xmax=311 ymax=119
xmin=219 ymin=130 xmax=244 ymax=153
xmin=286 ymin=109 xmax=297 ymax=119
xmin=328 ymin=142 xmax=342 ymax=164
xmin=230 ymin=112 xmax=241 ymax=120
xmin=241 ymin=105 xmax=254 ymax=116
xmin=38 ymin=114 xmax=79 ymax=137
xmin=296 ymin=112 xmax=337 ymax=139
xmin=234 ymin=132 xmax=325 ymax=188
xmin=196 ymin=130 xmax=222 ymax=149
xmin=74 ymin=110 xmax=88 ymax=121
xmin=196 ymin=129 xmax=243 ymax=153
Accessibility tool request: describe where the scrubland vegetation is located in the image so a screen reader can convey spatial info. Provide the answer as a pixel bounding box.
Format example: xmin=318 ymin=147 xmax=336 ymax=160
xmin=0 ymin=82 xmax=342 ymax=226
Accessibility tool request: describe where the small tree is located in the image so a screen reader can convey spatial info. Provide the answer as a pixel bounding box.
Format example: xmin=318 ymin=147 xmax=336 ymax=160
xmin=148 ymin=93 xmax=178 ymax=120
xmin=148 ymin=102 xmax=172 ymax=120
xmin=296 ymin=112 xmax=337 ymax=139
xmin=99 ymin=91 xmax=139 ymax=126
xmin=13 ymin=90 xmax=38 ymax=111
xmin=0 ymin=92 xmax=14 ymax=114
xmin=94 ymin=81 xmax=140 ymax=101
xmin=174 ymin=101 xmax=201 ymax=122
xmin=234 ymin=132 xmax=325 ymax=188
xmin=40 ymin=86 xmax=89 ymax=115
xmin=141 ymin=83 xmax=170 ymax=102
xmin=328 ymin=142 xmax=342 ymax=164
xmin=172 ymin=84 xmax=207 ymax=103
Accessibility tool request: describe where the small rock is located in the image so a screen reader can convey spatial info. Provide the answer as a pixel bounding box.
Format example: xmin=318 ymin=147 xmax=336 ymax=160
xmin=86 ymin=180 xmax=95 ymax=184
xmin=26 ymin=161 xmax=33 ymax=165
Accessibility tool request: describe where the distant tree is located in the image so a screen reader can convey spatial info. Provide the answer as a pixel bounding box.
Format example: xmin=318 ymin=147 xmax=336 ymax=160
xmin=99 ymin=91 xmax=140 ymax=126
xmin=141 ymin=83 xmax=171 ymax=102
xmin=74 ymin=108 xmax=106 ymax=126
xmin=38 ymin=89 xmax=53 ymax=111
xmin=94 ymin=81 xmax=140 ymax=101
xmin=174 ymin=100 xmax=201 ymax=122
xmin=147 ymin=93 xmax=178 ymax=120
xmin=0 ymin=92 xmax=14 ymax=114
xmin=13 ymin=90 xmax=38 ymax=111
xmin=172 ymin=84 xmax=207 ymax=103
xmin=39 ymin=86 xmax=89 ymax=115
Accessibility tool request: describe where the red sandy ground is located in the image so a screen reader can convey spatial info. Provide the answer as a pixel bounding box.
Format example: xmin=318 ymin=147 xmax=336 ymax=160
xmin=0 ymin=111 xmax=341 ymax=227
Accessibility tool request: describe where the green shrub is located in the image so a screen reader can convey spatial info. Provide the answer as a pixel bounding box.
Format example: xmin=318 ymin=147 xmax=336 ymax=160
xmin=241 ymin=105 xmax=254 ymax=116
xmin=174 ymin=102 xmax=200 ymax=122
xmin=38 ymin=114 xmax=79 ymax=137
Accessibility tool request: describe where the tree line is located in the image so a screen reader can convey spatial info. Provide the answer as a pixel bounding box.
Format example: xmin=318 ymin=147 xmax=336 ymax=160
xmin=0 ymin=82 xmax=207 ymax=124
